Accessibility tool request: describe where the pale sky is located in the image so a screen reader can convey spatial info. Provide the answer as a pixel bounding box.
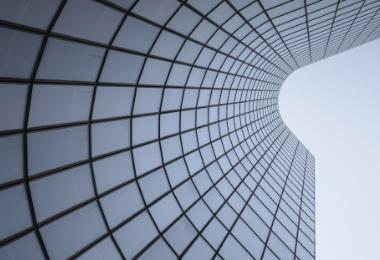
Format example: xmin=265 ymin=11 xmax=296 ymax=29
xmin=280 ymin=39 xmax=380 ymax=260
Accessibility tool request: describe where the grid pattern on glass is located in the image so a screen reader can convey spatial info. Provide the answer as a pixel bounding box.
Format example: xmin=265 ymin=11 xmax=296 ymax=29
xmin=0 ymin=0 xmax=378 ymax=259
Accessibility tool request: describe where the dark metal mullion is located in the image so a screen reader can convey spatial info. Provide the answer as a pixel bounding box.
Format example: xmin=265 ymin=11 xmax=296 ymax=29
xmin=294 ymin=152 xmax=312 ymax=260
xmin=259 ymin=142 xmax=301 ymax=260
xmin=0 ymin=102 xmax=279 ymax=198
xmin=176 ymin=11 xmax=271 ymax=255
xmin=212 ymin=130 xmax=292 ymax=259
xmin=131 ymin=112 xmax=284 ymax=259
xmin=182 ymin=0 xmax=292 ymax=75
xmin=127 ymin=2 xmax=189 ymax=257
xmin=150 ymin=1 xmax=229 ymax=257
xmin=20 ymin=1 xmax=68 ymax=259
xmin=83 ymin=1 xmax=141 ymax=259
xmin=0 ymin=23 xmax=286 ymax=87
xmin=334 ymin=1 xmax=366 ymax=53
xmin=0 ymin=75 xmax=283 ymax=89
xmin=60 ymin=113 xmax=283 ymax=259
xmin=321 ymin=0 xmax=343 ymax=58
xmin=255 ymin=0 xmax=300 ymax=69
xmin=361 ymin=16 xmax=380 ymax=43
xmin=347 ymin=5 xmax=380 ymax=48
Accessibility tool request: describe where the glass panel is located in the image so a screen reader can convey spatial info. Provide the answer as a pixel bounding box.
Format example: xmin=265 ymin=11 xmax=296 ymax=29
xmin=134 ymin=87 xmax=162 ymax=115
xmin=132 ymin=115 xmax=158 ymax=145
xmin=231 ymin=219 xmax=264 ymax=259
xmin=167 ymin=63 xmax=191 ymax=86
xmin=202 ymin=218 xmax=227 ymax=249
xmin=0 ymin=233 xmax=44 ymax=260
xmin=100 ymin=50 xmax=144 ymax=84
xmin=139 ymin=238 xmax=176 ymax=260
xmin=114 ymin=16 xmax=159 ymax=53
xmin=114 ymin=212 xmax=158 ymax=258
xmin=41 ymin=203 xmax=107 ymax=260
xmin=183 ymin=237 xmax=214 ymax=260
xmin=37 ymin=38 xmax=105 ymax=81
xmin=0 ymin=0 xmax=60 ymax=29
xmin=53 ymin=0 xmax=123 ymax=44
xmin=160 ymin=112 xmax=179 ymax=137
xmin=78 ymin=237 xmax=122 ymax=260
xmin=151 ymin=31 xmax=184 ymax=59
xmin=0 ymin=27 xmax=42 ymax=78
xmin=161 ymin=135 xmax=182 ymax=162
xmin=0 ymin=185 xmax=32 ymax=240
xmin=132 ymin=0 xmax=180 ymax=25
xmin=28 ymin=126 xmax=88 ymax=175
xmin=164 ymin=216 xmax=197 ymax=254
xmin=241 ymin=207 xmax=269 ymax=240
xmin=133 ymin=142 xmax=162 ymax=176
xmin=28 ymin=84 xmax=93 ymax=127
xmin=219 ymin=235 xmax=252 ymax=260
xmin=91 ymin=119 xmax=130 ymax=156
xmin=107 ymin=0 xmax=136 ymax=9
xmin=100 ymin=183 xmax=144 ymax=228
xmin=267 ymin=232 xmax=294 ymax=260
xmin=139 ymin=168 xmax=170 ymax=204
xmin=0 ymin=134 xmax=23 ymax=184
xmin=167 ymin=6 xmax=201 ymax=35
xmin=140 ymin=58 xmax=171 ymax=85
xmin=93 ymin=151 xmax=134 ymax=193
xmin=149 ymin=194 xmax=181 ymax=231
xmin=174 ymin=180 xmax=199 ymax=210
xmin=186 ymin=200 xmax=212 ymax=230
xmin=30 ymin=164 xmax=94 ymax=221
xmin=93 ymin=86 xmax=134 ymax=119
xmin=161 ymin=88 xmax=182 ymax=111
xmin=165 ymin=158 xmax=189 ymax=186
xmin=0 ymin=84 xmax=27 ymax=131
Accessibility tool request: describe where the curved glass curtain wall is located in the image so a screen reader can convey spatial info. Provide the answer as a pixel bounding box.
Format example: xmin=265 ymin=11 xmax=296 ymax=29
xmin=0 ymin=0 xmax=379 ymax=259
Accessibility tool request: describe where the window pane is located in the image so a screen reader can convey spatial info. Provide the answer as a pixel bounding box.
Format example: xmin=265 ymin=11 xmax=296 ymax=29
xmin=0 ymin=185 xmax=32 ymax=240
xmin=151 ymin=31 xmax=184 ymax=59
xmin=140 ymin=59 xmax=171 ymax=85
xmin=30 ymin=164 xmax=94 ymax=221
xmin=101 ymin=50 xmax=144 ymax=84
xmin=78 ymin=237 xmax=122 ymax=260
xmin=93 ymin=151 xmax=134 ymax=193
xmin=132 ymin=0 xmax=180 ymax=25
xmin=0 ymin=84 xmax=27 ymax=131
xmin=114 ymin=212 xmax=158 ymax=258
xmin=91 ymin=119 xmax=130 ymax=156
xmin=28 ymin=84 xmax=93 ymax=127
xmin=53 ymin=0 xmax=123 ymax=44
xmin=28 ymin=126 xmax=88 ymax=175
xmin=132 ymin=115 xmax=158 ymax=145
xmin=134 ymin=87 xmax=162 ymax=114
xmin=93 ymin=86 xmax=134 ymax=119
xmin=37 ymin=38 xmax=104 ymax=81
xmin=0 ymin=233 xmax=44 ymax=260
xmin=149 ymin=194 xmax=181 ymax=231
xmin=41 ymin=203 xmax=107 ymax=260
xmin=164 ymin=216 xmax=197 ymax=254
xmin=133 ymin=142 xmax=162 ymax=176
xmin=0 ymin=27 xmax=42 ymax=78
xmin=0 ymin=0 xmax=60 ymax=29
xmin=139 ymin=168 xmax=170 ymax=204
xmin=114 ymin=16 xmax=159 ymax=53
xmin=100 ymin=183 xmax=144 ymax=228
xmin=0 ymin=135 xmax=23 ymax=184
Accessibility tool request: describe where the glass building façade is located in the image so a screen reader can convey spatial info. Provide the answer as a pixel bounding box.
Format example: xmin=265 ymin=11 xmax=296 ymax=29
xmin=0 ymin=0 xmax=379 ymax=259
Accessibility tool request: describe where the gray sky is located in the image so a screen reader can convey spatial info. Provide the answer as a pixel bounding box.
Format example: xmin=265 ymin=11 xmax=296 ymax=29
xmin=280 ymin=39 xmax=380 ymax=260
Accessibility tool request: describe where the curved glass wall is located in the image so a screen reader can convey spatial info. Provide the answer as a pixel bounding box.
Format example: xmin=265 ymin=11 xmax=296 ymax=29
xmin=1 ymin=0 xmax=379 ymax=259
